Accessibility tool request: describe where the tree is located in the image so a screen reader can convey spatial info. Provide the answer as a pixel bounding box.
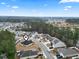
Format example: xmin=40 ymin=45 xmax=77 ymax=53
xmin=0 ymin=30 xmax=15 ymax=59
xmin=72 ymin=28 xmax=79 ymax=46
xmin=21 ymin=22 xmax=79 ymax=47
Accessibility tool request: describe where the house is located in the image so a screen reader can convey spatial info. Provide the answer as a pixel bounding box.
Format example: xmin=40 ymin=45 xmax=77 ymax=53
xmin=76 ymin=40 xmax=79 ymax=48
xmin=0 ymin=54 xmax=7 ymax=59
xmin=40 ymin=34 xmax=53 ymax=41
xmin=40 ymin=34 xmax=66 ymax=49
xmin=21 ymin=40 xmax=32 ymax=45
xmin=57 ymin=48 xmax=79 ymax=59
xmin=52 ymin=37 xmax=66 ymax=48
xmin=19 ymin=50 xmax=38 ymax=59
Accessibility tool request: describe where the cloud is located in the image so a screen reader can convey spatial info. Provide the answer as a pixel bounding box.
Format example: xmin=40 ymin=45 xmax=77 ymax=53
xmin=0 ymin=2 xmax=19 ymax=9
xmin=0 ymin=2 xmax=10 ymax=8
xmin=64 ymin=8 xmax=69 ymax=11
xmin=1 ymin=2 xmax=6 ymax=5
xmin=64 ymin=6 xmax=72 ymax=11
xmin=60 ymin=0 xmax=79 ymax=3
xmin=12 ymin=6 xmax=19 ymax=9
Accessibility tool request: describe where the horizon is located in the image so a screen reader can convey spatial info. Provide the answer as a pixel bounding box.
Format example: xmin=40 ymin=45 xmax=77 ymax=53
xmin=0 ymin=0 xmax=79 ymax=17
xmin=0 ymin=15 xmax=79 ymax=18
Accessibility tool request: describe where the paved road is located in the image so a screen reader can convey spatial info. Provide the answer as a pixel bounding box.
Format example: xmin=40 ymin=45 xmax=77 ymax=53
xmin=30 ymin=34 xmax=54 ymax=59
xmin=39 ymin=42 xmax=54 ymax=59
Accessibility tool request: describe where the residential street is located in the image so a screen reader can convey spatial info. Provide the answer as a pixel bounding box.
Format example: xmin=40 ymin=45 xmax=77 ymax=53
xmin=30 ymin=34 xmax=54 ymax=59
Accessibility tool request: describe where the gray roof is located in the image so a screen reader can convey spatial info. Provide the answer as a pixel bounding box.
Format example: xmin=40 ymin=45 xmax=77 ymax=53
xmin=20 ymin=50 xmax=38 ymax=57
xmin=52 ymin=37 xmax=66 ymax=48
xmin=41 ymin=34 xmax=53 ymax=41
xmin=21 ymin=40 xmax=32 ymax=45
xmin=58 ymin=48 xmax=79 ymax=58
xmin=76 ymin=40 xmax=79 ymax=48
xmin=34 ymin=35 xmax=40 ymax=39
xmin=52 ymin=38 xmax=60 ymax=44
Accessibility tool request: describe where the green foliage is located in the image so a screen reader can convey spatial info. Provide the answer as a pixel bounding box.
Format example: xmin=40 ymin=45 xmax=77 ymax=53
xmin=66 ymin=18 xmax=79 ymax=24
xmin=21 ymin=22 xmax=79 ymax=47
xmin=0 ymin=30 xmax=15 ymax=59
xmin=0 ymin=16 xmax=45 ymax=22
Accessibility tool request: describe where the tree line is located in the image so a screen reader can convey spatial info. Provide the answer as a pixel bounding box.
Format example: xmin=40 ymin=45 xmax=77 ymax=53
xmin=0 ymin=16 xmax=46 ymax=22
xmin=66 ymin=18 xmax=79 ymax=24
xmin=20 ymin=22 xmax=79 ymax=47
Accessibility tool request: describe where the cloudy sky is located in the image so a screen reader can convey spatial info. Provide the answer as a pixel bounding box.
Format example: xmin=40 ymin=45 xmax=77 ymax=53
xmin=0 ymin=0 xmax=79 ymax=17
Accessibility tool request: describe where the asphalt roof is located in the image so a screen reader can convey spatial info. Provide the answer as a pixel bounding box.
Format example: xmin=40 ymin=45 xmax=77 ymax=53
xmin=21 ymin=40 xmax=32 ymax=45
xmin=58 ymin=48 xmax=79 ymax=58
xmin=52 ymin=37 xmax=66 ymax=48
xmin=41 ymin=34 xmax=53 ymax=41
xmin=20 ymin=50 xmax=38 ymax=57
xmin=76 ymin=40 xmax=79 ymax=48
xmin=34 ymin=35 xmax=40 ymax=39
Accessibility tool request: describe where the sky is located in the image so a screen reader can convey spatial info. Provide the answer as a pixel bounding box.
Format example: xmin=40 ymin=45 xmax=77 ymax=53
xmin=0 ymin=0 xmax=79 ymax=17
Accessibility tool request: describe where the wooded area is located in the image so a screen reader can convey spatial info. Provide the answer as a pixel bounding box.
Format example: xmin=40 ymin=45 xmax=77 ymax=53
xmin=21 ymin=22 xmax=79 ymax=47
xmin=0 ymin=30 xmax=15 ymax=59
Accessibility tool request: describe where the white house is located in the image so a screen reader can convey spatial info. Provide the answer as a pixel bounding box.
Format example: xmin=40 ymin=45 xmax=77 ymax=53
xmin=57 ymin=48 xmax=79 ymax=59
xmin=52 ymin=37 xmax=66 ymax=48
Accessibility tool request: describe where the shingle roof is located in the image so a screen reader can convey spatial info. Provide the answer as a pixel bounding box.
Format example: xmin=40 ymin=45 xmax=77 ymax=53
xmin=76 ymin=40 xmax=79 ymax=48
xmin=41 ymin=34 xmax=53 ymax=41
xmin=58 ymin=48 xmax=79 ymax=58
xmin=20 ymin=50 xmax=38 ymax=57
xmin=21 ymin=40 xmax=32 ymax=45
xmin=52 ymin=37 xmax=66 ymax=48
